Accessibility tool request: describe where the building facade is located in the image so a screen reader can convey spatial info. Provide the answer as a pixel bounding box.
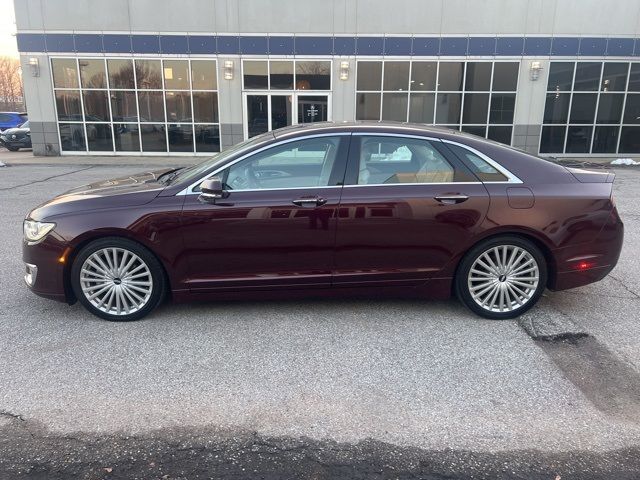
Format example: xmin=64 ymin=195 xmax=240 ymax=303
xmin=13 ymin=0 xmax=640 ymax=157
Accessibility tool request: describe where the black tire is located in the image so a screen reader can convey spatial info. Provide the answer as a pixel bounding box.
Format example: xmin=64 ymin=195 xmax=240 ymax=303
xmin=70 ymin=237 xmax=166 ymax=321
xmin=455 ymin=235 xmax=547 ymax=320
xmin=6 ymin=146 xmax=19 ymax=151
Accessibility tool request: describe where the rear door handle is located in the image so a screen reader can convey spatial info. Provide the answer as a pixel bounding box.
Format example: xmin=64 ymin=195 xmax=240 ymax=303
xmin=434 ymin=194 xmax=469 ymax=205
xmin=292 ymin=196 xmax=327 ymax=208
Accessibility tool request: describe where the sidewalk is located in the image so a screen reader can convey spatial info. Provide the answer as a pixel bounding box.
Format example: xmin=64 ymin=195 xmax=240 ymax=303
xmin=0 ymin=149 xmax=204 ymax=167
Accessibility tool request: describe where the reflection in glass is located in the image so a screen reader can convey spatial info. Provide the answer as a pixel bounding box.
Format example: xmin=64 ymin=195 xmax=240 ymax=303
xmin=165 ymin=91 xmax=192 ymax=122
xmin=356 ymin=93 xmax=381 ymax=120
xmin=107 ymin=59 xmax=134 ymax=89
xmin=138 ymin=91 xmax=165 ymax=122
xmin=492 ymin=63 xmax=519 ymax=91
xmin=487 ymin=126 xmax=512 ymax=145
xmin=438 ymin=63 xmax=464 ymax=91
xmin=540 ymin=126 xmax=566 ymax=153
xmin=243 ymin=61 xmax=268 ymax=89
xmin=141 ymin=124 xmax=166 ymax=151
xmin=82 ymin=90 xmax=109 ymax=121
xmin=569 ymin=93 xmax=597 ymax=123
xmin=271 ymin=95 xmax=292 ymax=130
xmin=566 ymin=126 xmax=593 ymax=153
xmin=620 ymin=126 xmax=640 ymax=152
xmin=168 ymin=123 xmax=193 ymax=152
xmin=592 ymin=126 xmax=619 ymax=153
xmin=163 ymin=60 xmax=190 ymax=90
xmin=192 ymin=91 xmax=219 ymax=123
xmin=52 ymin=59 xmax=79 ymax=88
xmin=596 ymin=94 xmax=624 ymax=124
xmin=297 ymin=95 xmax=328 ymax=124
xmin=113 ymin=124 xmax=140 ymax=151
xmin=79 ymin=59 xmax=106 ymax=88
xmin=191 ymin=60 xmax=217 ymax=90
xmin=195 ymin=124 xmax=220 ymax=152
xmin=435 ymin=93 xmax=462 ymax=124
xmin=246 ymin=95 xmax=268 ymax=138
xmin=462 ymin=125 xmax=486 ymax=137
xmin=410 ymin=62 xmax=437 ymax=91
xmin=601 ymin=63 xmax=628 ymax=91
xmin=629 ymin=64 xmax=640 ymax=92
xmin=489 ymin=94 xmax=515 ymax=124
xmin=110 ymin=91 xmax=138 ymax=122
xmin=295 ymin=61 xmax=330 ymax=90
xmin=382 ymin=93 xmax=408 ymax=121
xmin=270 ymin=61 xmax=294 ymax=89
xmin=357 ymin=62 xmax=382 ymax=90
xmin=574 ymin=62 xmax=602 ymax=91
xmin=135 ymin=59 xmax=162 ymax=89
xmin=409 ymin=93 xmax=435 ymax=123
xmin=547 ymin=62 xmax=574 ymax=91
xmin=55 ymin=91 xmax=82 ymax=121
xmin=543 ymin=93 xmax=570 ymax=123
xmin=623 ymin=94 xmax=640 ymax=124
xmin=59 ymin=123 xmax=86 ymax=151
xmin=465 ymin=62 xmax=491 ymax=91
xmin=383 ymin=62 xmax=410 ymax=91
xmin=462 ymin=93 xmax=489 ymax=123
xmin=86 ymin=123 xmax=113 ymax=151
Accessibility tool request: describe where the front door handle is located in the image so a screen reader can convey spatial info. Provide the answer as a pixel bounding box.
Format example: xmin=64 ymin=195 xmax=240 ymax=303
xmin=434 ymin=194 xmax=469 ymax=205
xmin=292 ymin=196 xmax=327 ymax=208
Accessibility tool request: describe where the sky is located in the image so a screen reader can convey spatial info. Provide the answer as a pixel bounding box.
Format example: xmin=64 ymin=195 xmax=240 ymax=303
xmin=0 ymin=0 xmax=18 ymax=58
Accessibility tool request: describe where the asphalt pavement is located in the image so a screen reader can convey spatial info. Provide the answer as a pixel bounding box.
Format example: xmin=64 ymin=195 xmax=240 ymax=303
xmin=1 ymin=149 xmax=640 ymax=479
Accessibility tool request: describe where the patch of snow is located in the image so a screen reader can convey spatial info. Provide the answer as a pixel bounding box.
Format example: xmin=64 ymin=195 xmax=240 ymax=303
xmin=611 ymin=158 xmax=640 ymax=166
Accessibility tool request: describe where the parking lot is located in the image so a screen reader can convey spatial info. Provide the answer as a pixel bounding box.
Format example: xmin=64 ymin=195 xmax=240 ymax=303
xmin=1 ymin=151 xmax=640 ymax=478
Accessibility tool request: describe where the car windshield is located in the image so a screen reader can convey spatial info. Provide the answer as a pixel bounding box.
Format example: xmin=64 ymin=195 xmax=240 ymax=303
xmin=168 ymin=131 xmax=274 ymax=186
xmin=20 ymin=121 xmax=29 ymax=128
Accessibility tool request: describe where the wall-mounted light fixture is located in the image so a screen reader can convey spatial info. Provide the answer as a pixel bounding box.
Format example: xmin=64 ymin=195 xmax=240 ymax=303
xmin=339 ymin=61 xmax=349 ymax=81
xmin=223 ymin=60 xmax=234 ymax=80
xmin=28 ymin=57 xmax=40 ymax=77
xmin=530 ymin=61 xmax=543 ymax=81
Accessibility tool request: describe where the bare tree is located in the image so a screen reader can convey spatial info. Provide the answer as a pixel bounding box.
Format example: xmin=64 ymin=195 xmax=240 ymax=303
xmin=0 ymin=57 xmax=25 ymax=111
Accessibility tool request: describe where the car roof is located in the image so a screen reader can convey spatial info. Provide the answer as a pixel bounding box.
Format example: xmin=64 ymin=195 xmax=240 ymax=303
xmin=0 ymin=112 xmax=27 ymax=115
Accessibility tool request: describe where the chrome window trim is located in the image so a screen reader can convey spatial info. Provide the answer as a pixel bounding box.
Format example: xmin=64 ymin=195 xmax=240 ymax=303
xmin=177 ymin=132 xmax=351 ymax=196
xmin=343 ymin=182 xmax=482 ymax=188
xmin=440 ymin=139 xmax=523 ymax=184
xmin=351 ymin=131 xmax=440 ymax=142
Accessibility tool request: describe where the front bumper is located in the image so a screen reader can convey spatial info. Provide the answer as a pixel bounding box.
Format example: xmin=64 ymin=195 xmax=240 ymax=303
xmin=22 ymin=234 xmax=69 ymax=302
xmin=0 ymin=136 xmax=31 ymax=148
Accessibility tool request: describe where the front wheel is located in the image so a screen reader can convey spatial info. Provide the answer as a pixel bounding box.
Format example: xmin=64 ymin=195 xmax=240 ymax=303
xmin=455 ymin=236 xmax=547 ymax=320
xmin=70 ymin=237 xmax=166 ymax=321
xmin=6 ymin=146 xmax=19 ymax=151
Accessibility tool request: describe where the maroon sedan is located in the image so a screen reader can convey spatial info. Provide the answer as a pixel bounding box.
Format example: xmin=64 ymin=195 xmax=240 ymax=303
xmin=23 ymin=122 xmax=623 ymax=321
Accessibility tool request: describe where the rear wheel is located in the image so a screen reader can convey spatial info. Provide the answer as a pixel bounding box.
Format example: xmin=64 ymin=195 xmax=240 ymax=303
xmin=455 ymin=236 xmax=547 ymax=320
xmin=70 ymin=237 xmax=166 ymax=321
xmin=6 ymin=146 xmax=19 ymax=151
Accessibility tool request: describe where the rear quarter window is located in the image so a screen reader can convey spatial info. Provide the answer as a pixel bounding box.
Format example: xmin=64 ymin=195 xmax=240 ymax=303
xmin=446 ymin=143 xmax=508 ymax=182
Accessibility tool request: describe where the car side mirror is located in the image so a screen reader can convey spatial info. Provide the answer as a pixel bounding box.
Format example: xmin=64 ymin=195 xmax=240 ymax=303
xmin=198 ymin=176 xmax=228 ymax=203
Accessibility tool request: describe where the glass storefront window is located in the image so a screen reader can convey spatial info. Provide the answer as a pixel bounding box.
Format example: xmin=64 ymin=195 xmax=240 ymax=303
xmin=596 ymin=94 xmax=624 ymax=124
xmin=547 ymin=62 xmax=574 ymax=91
xmin=191 ymin=60 xmax=217 ymax=90
xmin=79 ymin=59 xmax=106 ymax=89
xmin=601 ymin=63 xmax=628 ymax=91
xmin=540 ymin=126 xmax=566 ymax=153
xmin=383 ymin=61 xmax=410 ymax=91
xmin=356 ymin=93 xmax=381 ymax=120
xmin=163 ymin=60 xmax=190 ymax=90
xmin=435 ymin=93 xmax=462 ymax=124
xmin=54 ymin=57 xmax=220 ymax=154
xmin=438 ymin=62 xmax=464 ymax=91
xmin=408 ymin=93 xmax=435 ymax=123
xmin=489 ymin=94 xmax=515 ymax=124
xmin=295 ymin=61 xmax=330 ymax=90
xmin=243 ymin=61 xmax=268 ymax=89
xmin=107 ymin=59 xmax=134 ymax=89
xmin=410 ymin=62 xmax=437 ymax=91
xmin=465 ymin=62 xmax=491 ymax=91
xmin=492 ymin=63 xmax=519 ymax=91
xmin=52 ymin=59 xmax=79 ymax=88
xmin=357 ymin=62 xmax=382 ymax=91
xmin=381 ymin=93 xmax=408 ymax=121
xmin=462 ymin=93 xmax=489 ymax=124
xmin=270 ymin=61 xmax=294 ymax=90
xmin=543 ymin=93 xmax=570 ymax=124
xmin=574 ymin=62 xmax=602 ymax=91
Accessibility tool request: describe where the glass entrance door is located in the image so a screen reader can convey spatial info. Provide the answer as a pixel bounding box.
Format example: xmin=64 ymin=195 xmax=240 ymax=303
xmin=244 ymin=93 xmax=329 ymax=138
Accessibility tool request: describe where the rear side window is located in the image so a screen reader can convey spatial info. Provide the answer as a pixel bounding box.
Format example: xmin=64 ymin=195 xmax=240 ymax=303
xmin=446 ymin=143 xmax=508 ymax=182
xmin=355 ymin=136 xmax=469 ymax=185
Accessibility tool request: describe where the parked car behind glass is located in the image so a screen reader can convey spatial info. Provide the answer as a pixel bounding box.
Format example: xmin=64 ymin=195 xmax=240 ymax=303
xmin=0 ymin=120 xmax=31 ymax=151
xmin=0 ymin=112 xmax=27 ymax=132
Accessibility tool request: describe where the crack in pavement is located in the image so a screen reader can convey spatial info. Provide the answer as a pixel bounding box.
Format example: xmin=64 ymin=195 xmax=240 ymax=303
xmin=0 ymin=410 xmax=25 ymax=422
xmin=608 ymin=274 xmax=640 ymax=299
xmin=0 ymin=166 xmax=94 ymax=192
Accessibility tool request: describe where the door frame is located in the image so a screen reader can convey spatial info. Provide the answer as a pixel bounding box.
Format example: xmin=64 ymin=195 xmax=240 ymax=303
xmin=242 ymin=92 xmax=332 ymax=140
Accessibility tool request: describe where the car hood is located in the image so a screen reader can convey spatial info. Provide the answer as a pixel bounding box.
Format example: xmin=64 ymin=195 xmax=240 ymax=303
xmin=1 ymin=127 xmax=29 ymax=135
xmin=28 ymin=168 xmax=173 ymax=220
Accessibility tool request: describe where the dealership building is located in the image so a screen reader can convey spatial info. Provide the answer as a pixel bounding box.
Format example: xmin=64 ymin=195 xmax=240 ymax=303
xmin=13 ymin=0 xmax=640 ymax=157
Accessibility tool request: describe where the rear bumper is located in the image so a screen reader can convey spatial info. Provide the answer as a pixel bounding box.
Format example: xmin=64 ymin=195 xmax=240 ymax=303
xmin=549 ymin=208 xmax=624 ymax=291
xmin=22 ymin=234 xmax=69 ymax=303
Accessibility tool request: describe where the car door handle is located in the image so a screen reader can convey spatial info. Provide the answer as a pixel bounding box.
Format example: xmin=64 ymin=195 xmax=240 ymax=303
xmin=292 ymin=196 xmax=327 ymax=207
xmin=434 ymin=194 xmax=469 ymax=205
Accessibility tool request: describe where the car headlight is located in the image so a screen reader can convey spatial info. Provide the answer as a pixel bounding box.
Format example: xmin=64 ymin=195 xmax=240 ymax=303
xmin=23 ymin=220 xmax=56 ymax=243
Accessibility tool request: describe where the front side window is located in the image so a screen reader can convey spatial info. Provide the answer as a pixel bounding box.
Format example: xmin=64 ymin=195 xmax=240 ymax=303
xmin=355 ymin=136 xmax=457 ymax=185
xmin=222 ymin=136 xmax=342 ymax=191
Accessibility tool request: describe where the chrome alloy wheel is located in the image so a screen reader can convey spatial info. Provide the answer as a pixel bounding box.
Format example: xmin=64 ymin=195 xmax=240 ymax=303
xmin=79 ymin=247 xmax=153 ymax=316
xmin=467 ymin=245 xmax=540 ymax=313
